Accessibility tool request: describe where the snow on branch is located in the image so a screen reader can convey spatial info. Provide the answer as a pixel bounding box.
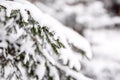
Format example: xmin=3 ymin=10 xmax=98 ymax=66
xmin=0 ymin=0 xmax=92 ymax=80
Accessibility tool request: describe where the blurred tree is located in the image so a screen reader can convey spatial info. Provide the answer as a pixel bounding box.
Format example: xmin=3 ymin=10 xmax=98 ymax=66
xmin=100 ymin=0 xmax=120 ymax=15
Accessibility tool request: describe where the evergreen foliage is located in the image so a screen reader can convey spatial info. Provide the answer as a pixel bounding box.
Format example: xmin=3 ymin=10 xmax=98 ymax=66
xmin=0 ymin=1 xmax=92 ymax=80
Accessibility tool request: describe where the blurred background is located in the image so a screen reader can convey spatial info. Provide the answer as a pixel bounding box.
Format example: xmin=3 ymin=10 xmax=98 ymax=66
xmin=28 ymin=0 xmax=120 ymax=80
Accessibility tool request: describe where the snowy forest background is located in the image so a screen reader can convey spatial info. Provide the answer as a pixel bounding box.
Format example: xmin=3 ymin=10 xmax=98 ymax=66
xmin=0 ymin=0 xmax=120 ymax=80
xmin=28 ymin=0 xmax=120 ymax=80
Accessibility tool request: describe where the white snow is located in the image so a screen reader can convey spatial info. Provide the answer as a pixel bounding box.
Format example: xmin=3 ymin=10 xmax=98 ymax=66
xmin=35 ymin=56 xmax=46 ymax=80
xmin=56 ymin=62 xmax=93 ymax=80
